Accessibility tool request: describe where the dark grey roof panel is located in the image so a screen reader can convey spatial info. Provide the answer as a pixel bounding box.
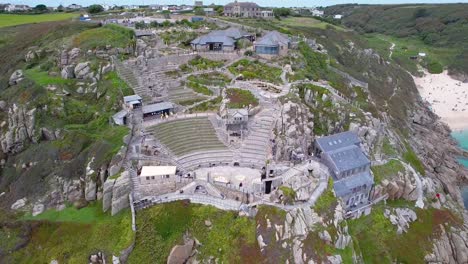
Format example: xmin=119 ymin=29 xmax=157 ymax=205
xmin=325 ymin=145 xmax=370 ymax=174
xmin=333 ymin=171 xmax=374 ymax=197
xmin=142 ymin=102 xmax=174 ymax=114
xmin=315 ymin=131 xmax=360 ymax=153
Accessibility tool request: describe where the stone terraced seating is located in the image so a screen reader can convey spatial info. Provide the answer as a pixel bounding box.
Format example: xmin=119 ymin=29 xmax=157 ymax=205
xmin=148 ymin=117 xmax=228 ymax=157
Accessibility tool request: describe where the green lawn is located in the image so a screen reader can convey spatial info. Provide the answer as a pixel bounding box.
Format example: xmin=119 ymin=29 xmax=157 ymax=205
xmin=9 ymin=203 xmax=134 ymax=263
xmin=364 ymin=34 xmax=458 ymax=75
xmin=371 ymin=159 xmax=406 ymax=184
xmin=279 ymin=17 xmax=345 ymax=31
xmin=348 ymin=203 xmax=462 ymax=264
xmin=128 ymin=201 xmax=257 ymax=263
xmin=0 ymin=13 xmax=77 ymax=28
xmin=226 ymin=88 xmax=258 ymax=108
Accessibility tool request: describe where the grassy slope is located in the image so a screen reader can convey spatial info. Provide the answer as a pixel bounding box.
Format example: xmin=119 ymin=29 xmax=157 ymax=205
xmin=129 ymin=201 xmax=258 ymax=263
xmin=0 ymin=13 xmax=77 ymax=28
xmin=327 ymin=4 xmax=468 ymax=75
xmin=7 ymin=203 xmax=134 ymax=263
xmin=348 ymin=201 xmax=462 ymax=264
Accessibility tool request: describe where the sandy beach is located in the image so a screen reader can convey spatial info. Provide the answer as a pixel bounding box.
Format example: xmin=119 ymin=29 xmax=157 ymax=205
xmin=414 ymin=70 xmax=468 ymax=131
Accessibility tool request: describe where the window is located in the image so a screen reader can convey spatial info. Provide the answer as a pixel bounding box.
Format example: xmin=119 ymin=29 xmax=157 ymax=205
xmin=146 ymin=177 xmax=150 ymax=180
xmin=151 ymin=176 xmax=155 ymax=180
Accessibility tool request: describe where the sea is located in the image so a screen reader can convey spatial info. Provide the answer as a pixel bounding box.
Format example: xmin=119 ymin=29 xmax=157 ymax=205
xmin=452 ymin=130 xmax=468 ymax=209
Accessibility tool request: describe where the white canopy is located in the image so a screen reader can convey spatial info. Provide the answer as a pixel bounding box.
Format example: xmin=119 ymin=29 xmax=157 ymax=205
xmin=140 ymin=166 xmax=177 ymax=177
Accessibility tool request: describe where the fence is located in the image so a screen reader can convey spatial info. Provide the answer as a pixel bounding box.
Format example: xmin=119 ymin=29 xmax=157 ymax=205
xmin=134 ymin=193 xmax=242 ymax=211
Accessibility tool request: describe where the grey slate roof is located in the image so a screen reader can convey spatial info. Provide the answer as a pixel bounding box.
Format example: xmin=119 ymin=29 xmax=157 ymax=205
xmin=255 ymin=31 xmax=290 ymax=47
xmin=326 ymin=145 xmax=370 ymax=175
xmin=225 ymin=1 xmax=260 ymax=8
xmin=124 ymin=95 xmax=142 ymax=103
xmin=191 ymin=35 xmax=235 ymax=46
xmin=191 ymin=28 xmax=250 ymax=46
xmin=142 ymin=102 xmax=174 ymax=114
xmin=113 ymin=109 xmax=128 ymax=120
xmin=333 ymin=171 xmax=373 ymax=196
xmin=315 ymin=131 xmax=360 ymax=153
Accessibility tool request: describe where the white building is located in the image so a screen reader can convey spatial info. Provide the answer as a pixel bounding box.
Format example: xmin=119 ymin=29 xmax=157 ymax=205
xmin=312 ymin=10 xmax=324 ymax=17
xmin=139 ymin=166 xmax=177 ymax=185
xmin=334 ymin=14 xmax=343 ymax=20
xmin=5 ymin=4 xmax=31 ymax=12
xmin=260 ymin=10 xmax=274 ymax=19
xmin=67 ymin=4 xmax=82 ymax=10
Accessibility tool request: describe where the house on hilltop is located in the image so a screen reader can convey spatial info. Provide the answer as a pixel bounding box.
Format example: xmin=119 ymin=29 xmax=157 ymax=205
xmin=254 ymin=31 xmax=290 ymax=57
xmin=190 ymin=27 xmax=253 ymax=51
xmin=314 ymin=131 xmax=374 ymax=218
xmin=224 ymin=1 xmax=261 ymax=18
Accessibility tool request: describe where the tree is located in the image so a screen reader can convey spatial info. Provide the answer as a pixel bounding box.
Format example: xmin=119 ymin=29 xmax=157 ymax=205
xmin=34 ymin=4 xmax=48 ymax=12
xmin=273 ymin=7 xmax=291 ymax=17
xmin=414 ymin=8 xmax=428 ymax=18
xmin=57 ymin=5 xmax=64 ymax=12
xmin=194 ymin=7 xmax=205 ymax=16
xmin=88 ymin=4 xmax=104 ymax=14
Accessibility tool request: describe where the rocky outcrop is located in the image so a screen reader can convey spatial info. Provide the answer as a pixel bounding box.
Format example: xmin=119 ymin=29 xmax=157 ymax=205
xmin=61 ymin=65 xmax=75 ymax=79
xmin=84 ymin=158 xmax=98 ymax=201
xmin=74 ymin=62 xmax=93 ymax=80
xmin=383 ymin=208 xmax=417 ymax=234
xmin=167 ymin=238 xmax=195 ymax=264
xmin=11 ymin=198 xmax=27 ymax=210
xmin=425 ymin=226 xmax=468 ymax=264
xmin=9 ymin=70 xmax=24 ymax=86
xmin=373 ymin=174 xmax=418 ymax=201
xmin=109 ymin=171 xmax=131 ymax=216
xmin=275 ymin=101 xmax=314 ymax=162
xmin=408 ymin=107 xmax=468 ymax=204
xmin=0 ymin=104 xmax=36 ymax=154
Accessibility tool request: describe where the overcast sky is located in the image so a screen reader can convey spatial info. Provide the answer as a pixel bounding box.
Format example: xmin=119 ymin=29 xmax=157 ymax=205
xmin=9 ymin=0 xmax=468 ymax=7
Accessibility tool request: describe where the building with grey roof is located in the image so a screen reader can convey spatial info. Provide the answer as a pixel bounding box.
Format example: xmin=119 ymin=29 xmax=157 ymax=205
xmin=142 ymin=102 xmax=174 ymax=119
xmin=190 ymin=28 xmax=253 ymax=52
xmin=124 ymin=95 xmax=142 ymax=109
xmin=254 ymin=31 xmax=290 ymax=57
xmin=224 ymin=1 xmax=262 ymax=18
xmin=314 ymin=131 xmax=374 ymax=214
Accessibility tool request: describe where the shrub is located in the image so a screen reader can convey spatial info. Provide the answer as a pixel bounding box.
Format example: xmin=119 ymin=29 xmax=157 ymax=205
xmin=427 ymin=61 xmax=443 ymax=74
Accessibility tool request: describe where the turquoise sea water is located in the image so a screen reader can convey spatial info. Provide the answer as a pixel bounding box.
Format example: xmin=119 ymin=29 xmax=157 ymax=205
xmin=452 ymin=130 xmax=468 ymax=209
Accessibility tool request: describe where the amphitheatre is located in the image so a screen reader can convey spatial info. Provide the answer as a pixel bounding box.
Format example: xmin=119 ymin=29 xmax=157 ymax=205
xmin=112 ymin=18 xmax=382 ymax=221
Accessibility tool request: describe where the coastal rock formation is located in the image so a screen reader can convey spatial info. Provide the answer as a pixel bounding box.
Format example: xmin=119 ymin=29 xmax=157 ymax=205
xmin=275 ymin=101 xmax=314 ymax=161
xmin=61 ymin=65 xmax=75 ymax=79
xmin=0 ymin=104 xmax=36 ymax=154
xmin=109 ymin=171 xmax=131 ymax=215
xmin=167 ymin=238 xmax=195 ymax=264
xmin=74 ymin=62 xmax=93 ymax=80
xmin=425 ymin=226 xmax=468 ymax=264
xmin=409 ymin=107 xmax=468 ymax=204
xmin=9 ymin=70 xmax=24 ymax=86
xmin=383 ymin=208 xmax=417 ymax=234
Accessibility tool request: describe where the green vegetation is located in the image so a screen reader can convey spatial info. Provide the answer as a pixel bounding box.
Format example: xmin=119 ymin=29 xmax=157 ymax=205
xmin=9 ymin=203 xmax=134 ymax=263
xmin=73 ymin=24 xmax=135 ymax=50
xmin=186 ymin=81 xmax=213 ymax=96
xmin=189 ymin=96 xmax=222 ymax=113
xmin=187 ymin=73 xmax=231 ymax=87
xmin=381 ymin=137 xmax=398 ymax=157
xmin=329 ymin=4 xmax=468 ymax=75
xmin=186 ymin=56 xmax=224 ymax=71
xmin=426 ymin=60 xmax=444 ymax=74
xmin=348 ymin=203 xmax=462 ymax=264
xmin=226 ymin=88 xmax=259 ymax=108
xmin=0 ymin=13 xmax=77 ymax=28
xmin=228 ymin=59 xmax=283 ymax=84
xmin=371 ymin=159 xmax=406 ymax=184
xmin=292 ymin=42 xmax=330 ymax=82
xmin=313 ymin=178 xmax=337 ymax=220
xmin=129 ymin=201 xmax=257 ymax=263
xmin=279 ymin=186 xmax=296 ymax=204
xmin=24 ymin=67 xmax=73 ymax=86
xmin=279 ymin=17 xmax=345 ymax=31
xmin=403 ymin=142 xmax=426 ymax=176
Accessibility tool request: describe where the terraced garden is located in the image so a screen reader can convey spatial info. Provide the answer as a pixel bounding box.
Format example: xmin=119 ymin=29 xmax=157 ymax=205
xmin=147 ymin=117 xmax=227 ymax=157
xmin=228 ymin=59 xmax=283 ymax=84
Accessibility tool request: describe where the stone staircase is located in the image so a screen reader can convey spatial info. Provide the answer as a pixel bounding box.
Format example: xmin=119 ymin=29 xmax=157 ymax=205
xmin=238 ymin=108 xmax=278 ymax=168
